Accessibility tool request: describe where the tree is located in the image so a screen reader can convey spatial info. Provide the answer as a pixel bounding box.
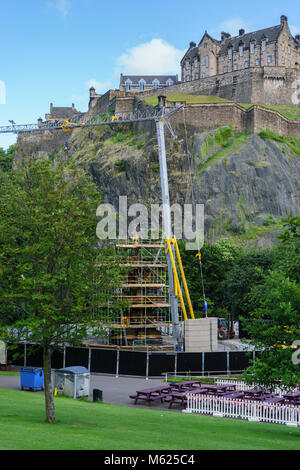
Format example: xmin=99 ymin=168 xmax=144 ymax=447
xmin=272 ymin=239 xmax=300 ymax=284
xmin=278 ymin=213 xmax=300 ymax=242
xmin=0 ymin=145 xmax=16 ymax=172
xmin=180 ymin=238 xmax=241 ymax=318
xmin=0 ymin=156 xmax=125 ymax=423
xmin=220 ymin=247 xmax=274 ymax=320
xmin=241 ymin=270 xmax=300 ymax=390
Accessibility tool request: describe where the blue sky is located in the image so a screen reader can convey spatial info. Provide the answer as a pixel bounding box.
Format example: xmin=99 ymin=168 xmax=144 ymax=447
xmin=1 ymin=0 xmax=299 ymax=148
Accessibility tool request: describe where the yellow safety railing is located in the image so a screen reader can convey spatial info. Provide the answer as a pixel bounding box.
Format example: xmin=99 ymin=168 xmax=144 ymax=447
xmin=165 ymin=236 xmax=195 ymax=321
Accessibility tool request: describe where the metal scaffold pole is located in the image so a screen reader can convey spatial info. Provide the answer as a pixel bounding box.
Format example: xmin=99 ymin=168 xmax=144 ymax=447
xmin=155 ymin=117 xmax=181 ymax=349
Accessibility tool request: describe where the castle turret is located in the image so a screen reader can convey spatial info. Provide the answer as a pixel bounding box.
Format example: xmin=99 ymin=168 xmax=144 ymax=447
xmin=89 ymin=86 xmax=96 ymax=97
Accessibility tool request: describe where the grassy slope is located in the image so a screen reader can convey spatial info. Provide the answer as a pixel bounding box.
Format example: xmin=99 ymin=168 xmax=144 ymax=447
xmin=239 ymin=103 xmax=300 ymax=120
xmin=144 ymin=94 xmax=231 ymax=107
xmin=143 ymin=94 xmax=300 ymax=121
xmin=0 ymin=388 xmax=299 ymax=450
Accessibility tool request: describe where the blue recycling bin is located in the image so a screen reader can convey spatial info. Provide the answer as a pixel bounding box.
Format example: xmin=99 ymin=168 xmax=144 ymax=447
xmin=20 ymin=367 xmax=44 ymax=391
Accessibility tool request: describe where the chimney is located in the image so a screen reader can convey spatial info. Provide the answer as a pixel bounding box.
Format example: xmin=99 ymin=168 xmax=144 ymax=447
xmin=189 ymin=41 xmax=196 ymax=48
xmin=295 ymin=35 xmax=300 ymax=42
xmin=221 ymin=32 xmax=231 ymax=43
xmin=239 ymin=29 xmax=245 ymax=36
xmin=281 ymin=15 xmax=288 ymax=25
xmin=50 ymin=103 xmax=53 ymax=113
xmin=72 ymin=103 xmax=75 ymax=110
xmin=158 ymin=95 xmax=166 ymax=108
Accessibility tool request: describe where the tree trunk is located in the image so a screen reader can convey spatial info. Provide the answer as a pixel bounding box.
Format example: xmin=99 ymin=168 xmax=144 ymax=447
xmin=43 ymin=342 xmax=56 ymax=423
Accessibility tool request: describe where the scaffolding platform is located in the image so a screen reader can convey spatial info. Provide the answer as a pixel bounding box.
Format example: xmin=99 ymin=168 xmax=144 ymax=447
xmin=93 ymin=239 xmax=183 ymax=350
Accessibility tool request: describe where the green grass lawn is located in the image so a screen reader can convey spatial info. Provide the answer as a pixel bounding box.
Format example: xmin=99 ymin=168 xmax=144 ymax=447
xmin=144 ymin=95 xmax=300 ymax=122
xmin=0 ymin=387 xmax=299 ymax=450
xmin=144 ymin=94 xmax=231 ymax=107
xmin=0 ymin=371 xmax=19 ymax=376
xmin=239 ymin=103 xmax=300 ymax=120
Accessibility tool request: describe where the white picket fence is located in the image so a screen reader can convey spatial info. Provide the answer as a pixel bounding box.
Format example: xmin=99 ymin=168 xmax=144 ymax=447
xmin=215 ymin=379 xmax=298 ymax=397
xmin=184 ymin=394 xmax=300 ymax=426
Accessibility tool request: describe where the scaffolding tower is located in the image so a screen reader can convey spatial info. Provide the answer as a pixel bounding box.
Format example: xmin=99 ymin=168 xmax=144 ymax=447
xmin=106 ymin=238 xmax=184 ymax=350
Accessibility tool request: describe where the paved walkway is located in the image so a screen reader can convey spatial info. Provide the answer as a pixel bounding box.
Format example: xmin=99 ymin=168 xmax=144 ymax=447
xmin=0 ymin=373 xmax=181 ymax=412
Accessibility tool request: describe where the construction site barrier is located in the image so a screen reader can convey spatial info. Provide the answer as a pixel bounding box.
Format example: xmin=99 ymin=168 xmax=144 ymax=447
xmin=7 ymin=343 xmax=256 ymax=378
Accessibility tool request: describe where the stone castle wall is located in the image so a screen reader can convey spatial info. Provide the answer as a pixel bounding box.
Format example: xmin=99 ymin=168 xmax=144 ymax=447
xmin=86 ymin=86 xmax=300 ymax=139
xmin=138 ymin=66 xmax=300 ymax=107
xmin=167 ymin=102 xmax=300 ymax=138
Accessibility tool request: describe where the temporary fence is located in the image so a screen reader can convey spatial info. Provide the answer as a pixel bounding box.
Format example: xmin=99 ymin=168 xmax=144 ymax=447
xmin=8 ymin=343 xmax=256 ymax=378
xmin=184 ymin=394 xmax=300 ymax=427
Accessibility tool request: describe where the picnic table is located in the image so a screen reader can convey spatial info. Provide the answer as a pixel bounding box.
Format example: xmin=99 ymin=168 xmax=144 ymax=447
xmin=165 ymin=387 xmax=207 ymax=409
xmin=263 ymin=397 xmax=285 ymax=404
xmin=220 ymin=391 xmax=245 ymax=399
xmin=164 ymin=391 xmax=188 ymax=409
xmin=129 ymin=385 xmax=172 ymax=406
xmin=243 ymin=388 xmax=264 ymax=399
xmin=204 ymin=384 xmax=236 ymax=395
xmin=283 ymin=391 xmax=300 ymax=405
xmin=170 ymin=380 xmax=202 ymax=391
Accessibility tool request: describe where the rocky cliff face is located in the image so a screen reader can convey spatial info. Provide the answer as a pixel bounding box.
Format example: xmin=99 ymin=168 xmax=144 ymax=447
xmin=16 ymin=121 xmax=300 ymax=247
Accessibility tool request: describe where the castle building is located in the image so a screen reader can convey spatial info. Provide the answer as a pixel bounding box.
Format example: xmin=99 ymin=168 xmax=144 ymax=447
xmin=45 ymin=103 xmax=80 ymax=121
xmin=181 ymin=15 xmax=300 ymax=82
xmin=119 ymin=74 xmax=179 ymax=93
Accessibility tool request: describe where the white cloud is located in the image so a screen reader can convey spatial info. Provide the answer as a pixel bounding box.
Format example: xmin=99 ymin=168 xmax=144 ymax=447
xmin=218 ymin=17 xmax=248 ymax=37
xmin=290 ymin=25 xmax=300 ymax=37
xmin=83 ymin=39 xmax=184 ymax=99
xmin=116 ymin=38 xmax=184 ymax=75
xmin=48 ymin=0 xmax=71 ymax=18
xmin=86 ymin=78 xmax=113 ymax=94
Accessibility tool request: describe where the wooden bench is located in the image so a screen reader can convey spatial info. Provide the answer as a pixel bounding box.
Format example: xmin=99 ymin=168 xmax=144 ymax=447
xmin=129 ymin=392 xmax=171 ymax=406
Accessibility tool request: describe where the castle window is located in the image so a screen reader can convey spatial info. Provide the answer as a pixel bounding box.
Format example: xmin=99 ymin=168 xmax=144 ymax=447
xmin=186 ymin=61 xmax=190 ymax=70
xmin=250 ymin=42 xmax=255 ymax=54
xmin=228 ymin=48 xmax=233 ymax=59
xmin=288 ymin=60 xmax=291 ymax=67
xmin=245 ymin=61 xmax=249 ymax=68
xmin=262 ymin=39 xmax=267 ymax=51
xmin=194 ymin=58 xmax=198 ymax=67
xmin=139 ymin=80 xmax=146 ymax=91
xmin=267 ymin=55 xmax=272 ymax=64
xmin=234 ymin=64 xmax=238 ymax=71
xmin=195 ymin=73 xmax=199 ymax=80
xmin=281 ymin=57 xmax=285 ymax=65
xmin=125 ymin=80 xmax=132 ymax=91
xmin=152 ymin=79 xmax=160 ymax=89
xmin=186 ymin=75 xmax=190 ymax=81
xmin=206 ymin=55 xmax=209 ymax=67
xmin=256 ymin=58 xmax=261 ymax=66
xmin=288 ymin=45 xmax=291 ymax=54
xmin=224 ymin=66 xmax=229 ymax=73
xmin=239 ymin=45 xmax=244 ymax=57
xmin=166 ymin=78 xmax=174 ymax=86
